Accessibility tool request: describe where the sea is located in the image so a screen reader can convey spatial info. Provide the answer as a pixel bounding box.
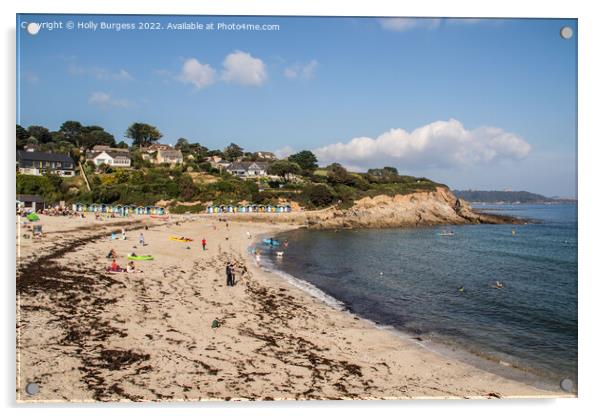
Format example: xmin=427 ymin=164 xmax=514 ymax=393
xmin=252 ymin=203 xmax=578 ymax=392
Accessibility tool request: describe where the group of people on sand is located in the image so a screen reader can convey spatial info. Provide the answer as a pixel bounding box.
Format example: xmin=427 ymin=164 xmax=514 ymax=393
xmin=106 ymin=249 xmax=142 ymax=274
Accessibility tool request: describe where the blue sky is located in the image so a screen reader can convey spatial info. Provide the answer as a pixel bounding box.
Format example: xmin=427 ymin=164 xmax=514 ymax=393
xmin=17 ymin=15 xmax=577 ymax=197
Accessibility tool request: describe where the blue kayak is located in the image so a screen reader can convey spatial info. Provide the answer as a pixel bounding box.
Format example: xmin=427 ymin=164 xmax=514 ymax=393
xmin=263 ymin=238 xmax=280 ymax=246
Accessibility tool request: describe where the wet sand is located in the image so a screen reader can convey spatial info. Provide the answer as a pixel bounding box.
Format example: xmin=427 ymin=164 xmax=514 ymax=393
xmin=16 ymin=214 xmax=569 ymax=402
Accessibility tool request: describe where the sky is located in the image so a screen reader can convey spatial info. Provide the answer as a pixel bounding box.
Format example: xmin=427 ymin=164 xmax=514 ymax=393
xmin=17 ymin=15 xmax=577 ymax=197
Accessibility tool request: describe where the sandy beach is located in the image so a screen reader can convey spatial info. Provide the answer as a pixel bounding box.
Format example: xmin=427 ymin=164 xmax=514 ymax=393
xmin=16 ymin=213 xmax=568 ymax=402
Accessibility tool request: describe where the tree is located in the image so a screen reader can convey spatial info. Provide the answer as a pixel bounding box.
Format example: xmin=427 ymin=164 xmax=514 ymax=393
xmin=303 ymin=184 xmax=334 ymax=208
xmin=178 ymin=174 xmax=199 ymax=200
xmin=125 ymin=122 xmax=163 ymax=147
xmin=116 ymin=141 xmax=129 ymax=149
xmin=16 ymin=125 xmax=29 ymax=148
xmin=59 ymin=121 xmax=84 ymax=146
xmin=224 ymin=143 xmax=243 ymax=161
xmin=326 ymin=163 xmax=354 ymax=186
xmin=267 ymin=160 xmax=301 ymax=182
xmin=27 ymin=125 xmax=52 ymax=143
xmin=288 ymin=150 xmax=318 ymax=172
xmin=175 ymin=138 xmax=191 ymax=153
xmin=80 ymin=126 xmax=116 ymax=149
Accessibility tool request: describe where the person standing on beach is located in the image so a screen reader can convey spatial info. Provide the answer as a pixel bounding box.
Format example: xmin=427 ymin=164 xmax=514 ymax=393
xmin=246 ymin=231 xmax=251 ymax=239
xmin=202 ymin=238 xmax=207 ymax=251
xmin=226 ymin=263 xmax=233 ymax=286
xmin=139 ymin=233 xmax=145 ymax=246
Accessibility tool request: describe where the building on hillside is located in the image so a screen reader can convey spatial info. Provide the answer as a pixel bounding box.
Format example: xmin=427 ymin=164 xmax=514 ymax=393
xmin=157 ymin=148 xmax=183 ymax=165
xmin=17 ymin=150 xmax=76 ymax=177
xmin=253 ymin=151 xmax=277 ymax=161
xmin=85 ymin=145 xmax=131 ymax=168
xmin=17 ymin=194 xmax=45 ymax=212
xmin=140 ymin=144 xmax=183 ymax=165
xmin=204 ymin=155 xmax=231 ymax=171
xmin=226 ymin=161 xmax=270 ymax=178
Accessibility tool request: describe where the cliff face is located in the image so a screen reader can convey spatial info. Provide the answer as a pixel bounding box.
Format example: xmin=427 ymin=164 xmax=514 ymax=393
xmin=304 ymin=186 xmax=521 ymax=229
xmin=219 ymin=187 xmax=523 ymax=229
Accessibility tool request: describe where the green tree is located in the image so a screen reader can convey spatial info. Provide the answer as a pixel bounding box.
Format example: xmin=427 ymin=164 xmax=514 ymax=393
xmin=267 ymin=160 xmax=301 ymax=182
xmin=116 ymin=141 xmax=129 ymax=149
xmin=224 ymin=143 xmax=244 ymax=161
xmin=59 ymin=121 xmax=84 ymax=146
xmin=80 ymin=126 xmax=116 ymax=148
xmin=302 ymin=184 xmax=334 ymax=208
xmin=27 ymin=125 xmax=52 ymax=143
xmin=16 ymin=124 xmax=29 ymax=149
xmin=326 ymin=163 xmax=354 ymax=186
xmin=125 ymin=122 xmax=163 ymax=147
xmin=288 ymin=150 xmax=318 ymax=172
xmin=175 ymin=137 xmax=191 ymax=153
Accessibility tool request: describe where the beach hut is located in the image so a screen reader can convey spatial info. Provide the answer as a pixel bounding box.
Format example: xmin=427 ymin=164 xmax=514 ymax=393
xmin=157 ymin=207 xmax=165 ymax=215
xmin=100 ymin=204 xmax=108 ymax=213
xmin=134 ymin=206 xmax=144 ymax=215
xmin=227 ymin=205 xmax=234 ymax=213
xmin=144 ymin=206 xmax=152 ymax=215
xmin=285 ymin=205 xmax=292 ymax=213
xmin=73 ymin=202 xmax=85 ymax=212
xmin=112 ymin=205 xmax=123 ymax=215
xmin=89 ymin=203 xmax=99 ymax=213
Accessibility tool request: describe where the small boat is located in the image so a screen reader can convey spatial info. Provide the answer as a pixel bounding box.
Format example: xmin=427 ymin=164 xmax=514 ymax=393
xmin=263 ymin=238 xmax=280 ymax=246
xmin=438 ymin=231 xmax=454 ymax=236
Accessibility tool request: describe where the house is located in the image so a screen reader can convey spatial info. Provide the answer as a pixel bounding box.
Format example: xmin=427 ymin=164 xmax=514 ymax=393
xmin=226 ymin=161 xmax=270 ymax=178
xmin=204 ymin=155 xmax=231 ymax=171
xmin=157 ymin=148 xmax=183 ymax=165
xmin=254 ymin=151 xmax=277 ymax=161
xmin=85 ymin=145 xmax=131 ymax=168
xmin=17 ymin=194 xmax=45 ymax=211
xmin=140 ymin=144 xmax=183 ymax=165
xmin=17 ymin=150 xmax=76 ymax=177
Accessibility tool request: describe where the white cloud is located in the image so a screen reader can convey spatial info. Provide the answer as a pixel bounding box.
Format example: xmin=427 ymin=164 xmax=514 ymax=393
xmin=379 ymin=18 xmax=442 ymax=32
xmin=284 ymin=59 xmax=319 ymax=79
xmin=314 ymin=119 xmax=531 ymax=170
xmin=177 ymin=58 xmax=216 ymax=89
xmin=222 ymin=51 xmax=267 ymax=86
xmin=88 ymin=91 xmax=131 ymax=108
xmin=274 ymin=146 xmax=295 ymax=159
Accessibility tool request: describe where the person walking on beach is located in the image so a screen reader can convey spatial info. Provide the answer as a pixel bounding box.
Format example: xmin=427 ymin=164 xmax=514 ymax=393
xmin=139 ymin=232 xmax=145 ymax=246
xmin=246 ymin=231 xmax=251 ymax=239
xmin=226 ymin=263 xmax=233 ymax=287
xmin=202 ymin=238 xmax=207 ymax=251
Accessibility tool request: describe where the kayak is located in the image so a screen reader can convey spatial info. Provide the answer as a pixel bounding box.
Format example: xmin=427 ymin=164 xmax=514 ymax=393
xmin=127 ymin=255 xmax=154 ymax=261
xmin=263 ymin=238 xmax=280 ymax=246
xmin=168 ymin=236 xmax=193 ymax=242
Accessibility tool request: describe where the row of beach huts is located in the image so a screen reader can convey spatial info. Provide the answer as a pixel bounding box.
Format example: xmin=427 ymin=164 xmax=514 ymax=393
xmin=206 ymin=204 xmax=292 ymax=213
xmin=72 ymin=203 xmax=166 ymax=216
xmin=70 ymin=202 xmax=292 ymax=215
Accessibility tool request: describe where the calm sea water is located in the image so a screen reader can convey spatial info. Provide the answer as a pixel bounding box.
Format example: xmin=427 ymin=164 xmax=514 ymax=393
xmin=254 ymin=204 xmax=577 ymax=390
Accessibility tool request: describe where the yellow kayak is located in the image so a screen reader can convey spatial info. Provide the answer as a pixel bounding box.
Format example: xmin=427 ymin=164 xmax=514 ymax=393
xmin=168 ymin=236 xmax=194 ymax=242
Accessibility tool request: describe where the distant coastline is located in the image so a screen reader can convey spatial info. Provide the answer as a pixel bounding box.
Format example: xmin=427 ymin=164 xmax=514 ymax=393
xmin=454 ymin=190 xmax=577 ymax=205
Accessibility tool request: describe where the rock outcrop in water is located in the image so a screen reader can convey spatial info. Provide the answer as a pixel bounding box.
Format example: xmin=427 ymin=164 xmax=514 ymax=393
xmin=227 ymin=186 xmax=525 ymax=229
xmin=304 ymin=186 xmax=523 ymax=229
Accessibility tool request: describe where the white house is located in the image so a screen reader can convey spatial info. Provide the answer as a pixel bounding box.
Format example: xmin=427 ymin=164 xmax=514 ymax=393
xmin=86 ymin=145 xmax=131 ymax=168
xmin=226 ymin=161 xmax=270 ymax=178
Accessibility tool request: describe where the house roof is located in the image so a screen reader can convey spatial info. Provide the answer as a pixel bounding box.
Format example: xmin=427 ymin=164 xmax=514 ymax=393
xmin=228 ymin=161 xmax=269 ymax=171
xmin=17 ymin=150 xmax=74 ymax=164
xmin=17 ymin=194 xmax=45 ymax=203
xmin=159 ymin=149 xmax=183 ymax=157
